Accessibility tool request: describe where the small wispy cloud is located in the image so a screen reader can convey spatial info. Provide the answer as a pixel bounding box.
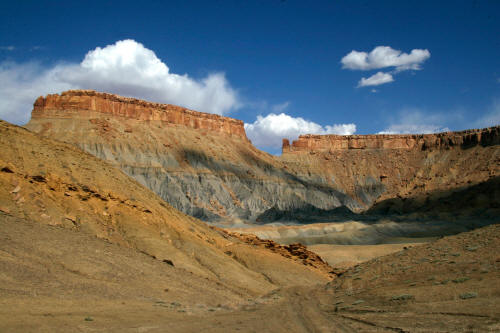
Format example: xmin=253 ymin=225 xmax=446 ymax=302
xmin=272 ymin=101 xmax=290 ymax=112
xmin=379 ymin=100 xmax=500 ymax=135
xmin=357 ymin=72 xmax=394 ymax=87
xmin=0 ymin=46 xmax=15 ymax=51
xmin=341 ymin=46 xmax=430 ymax=88
xmin=474 ymin=99 xmax=500 ymax=128
xmin=378 ymin=108 xmax=453 ymax=134
xmin=341 ymin=46 xmax=430 ymax=72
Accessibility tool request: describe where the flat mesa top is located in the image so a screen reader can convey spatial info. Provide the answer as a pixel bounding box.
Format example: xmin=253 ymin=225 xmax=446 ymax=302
xmin=35 ymin=89 xmax=244 ymax=125
xmin=297 ymin=126 xmax=500 ymax=140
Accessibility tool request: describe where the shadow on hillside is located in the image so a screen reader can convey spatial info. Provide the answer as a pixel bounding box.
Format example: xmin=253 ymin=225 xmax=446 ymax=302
xmin=181 ymin=147 xmax=356 ymax=205
xmin=255 ymin=177 xmax=500 ymax=228
xmin=366 ymin=176 xmax=500 ymax=220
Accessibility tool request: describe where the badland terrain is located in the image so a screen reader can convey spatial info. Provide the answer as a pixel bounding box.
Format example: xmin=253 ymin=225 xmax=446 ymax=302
xmin=0 ymin=90 xmax=499 ymax=332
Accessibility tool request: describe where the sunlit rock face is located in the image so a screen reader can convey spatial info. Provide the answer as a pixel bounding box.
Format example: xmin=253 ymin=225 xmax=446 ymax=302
xmin=32 ymin=90 xmax=248 ymax=138
xmin=282 ymin=127 xmax=500 ymax=152
xmin=27 ymin=90 xmax=500 ymax=223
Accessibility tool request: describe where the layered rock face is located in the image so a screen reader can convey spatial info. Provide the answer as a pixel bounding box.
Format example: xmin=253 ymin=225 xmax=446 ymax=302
xmin=281 ymin=128 xmax=500 ymax=219
xmin=32 ymin=90 xmax=247 ymax=138
xmin=27 ymin=91 xmax=358 ymax=222
xmin=27 ymin=90 xmax=500 ymax=223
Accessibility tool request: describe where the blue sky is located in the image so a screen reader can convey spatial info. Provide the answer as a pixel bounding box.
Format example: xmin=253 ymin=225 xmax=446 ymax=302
xmin=0 ymin=0 xmax=499 ymax=153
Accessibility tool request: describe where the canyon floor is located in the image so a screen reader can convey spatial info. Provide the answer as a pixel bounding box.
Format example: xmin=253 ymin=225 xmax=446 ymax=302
xmin=1 ymin=213 xmax=499 ymax=332
xmin=227 ymin=217 xmax=493 ymax=269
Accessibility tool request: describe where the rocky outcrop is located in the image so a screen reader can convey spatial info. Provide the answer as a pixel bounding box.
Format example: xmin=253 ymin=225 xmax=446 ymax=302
xmin=32 ymin=90 xmax=248 ymax=139
xmin=218 ymin=228 xmax=338 ymax=277
xmin=26 ymin=90 xmax=500 ymax=223
xmin=283 ymin=127 xmax=500 ymax=153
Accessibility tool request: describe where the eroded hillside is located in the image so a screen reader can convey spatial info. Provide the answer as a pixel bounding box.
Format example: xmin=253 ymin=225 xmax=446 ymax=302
xmin=0 ymin=120 xmax=332 ymax=300
xmin=282 ymin=130 xmax=499 ymax=213
xmin=26 ymin=90 xmax=500 ymax=223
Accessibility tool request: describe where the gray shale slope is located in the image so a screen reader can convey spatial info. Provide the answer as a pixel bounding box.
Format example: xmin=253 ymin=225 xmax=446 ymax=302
xmin=26 ymin=90 xmax=500 ymax=224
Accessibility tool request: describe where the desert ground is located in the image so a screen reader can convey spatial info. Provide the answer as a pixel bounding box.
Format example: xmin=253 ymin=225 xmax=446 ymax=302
xmin=1 ymin=212 xmax=499 ymax=332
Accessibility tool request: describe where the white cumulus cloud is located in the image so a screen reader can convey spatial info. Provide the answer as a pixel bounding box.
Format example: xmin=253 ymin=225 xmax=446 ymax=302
xmin=244 ymin=113 xmax=356 ymax=149
xmin=0 ymin=39 xmax=240 ymax=124
xmin=357 ymin=72 xmax=394 ymax=87
xmin=341 ymin=46 xmax=430 ymax=71
xmin=0 ymin=61 xmax=73 ymax=124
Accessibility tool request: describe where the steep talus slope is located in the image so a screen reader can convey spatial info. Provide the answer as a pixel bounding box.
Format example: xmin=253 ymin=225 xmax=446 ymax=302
xmin=26 ymin=90 xmax=500 ymax=223
xmin=26 ymin=90 xmax=358 ymax=222
xmin=0 ymin=120 xmax=331 ymax=298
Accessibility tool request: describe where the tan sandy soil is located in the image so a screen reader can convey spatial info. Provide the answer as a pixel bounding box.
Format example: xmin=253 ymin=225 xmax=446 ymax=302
xmin=1 ymin=215 xmax=499 ymax=332
xmin=308 ymin=242 xmax=430 ymax=269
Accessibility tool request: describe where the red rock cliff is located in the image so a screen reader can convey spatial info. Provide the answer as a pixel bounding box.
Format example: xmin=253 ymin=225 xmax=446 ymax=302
xmin=283 ymin=127 xmax=500 ymax=154
xmin=31 ymin=90 xmax=248 ymax=139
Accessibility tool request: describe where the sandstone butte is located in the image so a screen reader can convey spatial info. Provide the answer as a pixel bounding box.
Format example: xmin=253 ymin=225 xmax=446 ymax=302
xmin=32 ymin=90 xmax=248 ymax=139
xmin=27 ymin=90 xmax=500 ymax=222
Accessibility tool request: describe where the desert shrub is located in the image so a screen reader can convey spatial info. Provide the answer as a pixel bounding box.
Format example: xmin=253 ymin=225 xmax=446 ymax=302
xmin=459 ymin=292 xmax=478 ymax=299
xmin=452 ymin=277 xmax=470 ymax=283
xmin=391 ymin=294 xmax=414 ymax=301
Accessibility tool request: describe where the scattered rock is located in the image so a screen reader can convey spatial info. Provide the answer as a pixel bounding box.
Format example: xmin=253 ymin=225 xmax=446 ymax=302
xmin=31 ymin=175 xmax=46 ymax=183
xmin=0 ymin=206 xmax=10 ymax=214
xmin=1 ymin=166 xmax=14 ymax=173
xmin=163 ymin=259 xmax=174 ymax=266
